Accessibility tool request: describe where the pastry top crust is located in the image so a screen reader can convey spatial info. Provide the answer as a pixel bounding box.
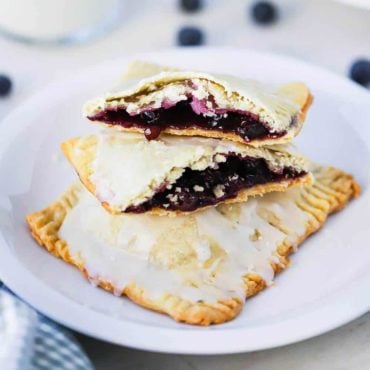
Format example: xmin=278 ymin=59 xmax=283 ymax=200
xmin=61 ymin=132 xmax=310 ymax=214
xmin=83 ymin=61 xmax=312 ymax=139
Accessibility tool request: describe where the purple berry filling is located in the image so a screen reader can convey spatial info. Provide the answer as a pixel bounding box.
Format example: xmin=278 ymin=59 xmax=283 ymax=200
xmin=88 ymin=99 xmax=288 ymax=142
xmin=126 ymin=154 xmax=305 ymax=213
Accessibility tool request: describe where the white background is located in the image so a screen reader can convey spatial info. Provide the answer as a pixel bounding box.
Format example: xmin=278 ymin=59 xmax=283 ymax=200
xmin=0 ymin=0 xmax=369 ymax=368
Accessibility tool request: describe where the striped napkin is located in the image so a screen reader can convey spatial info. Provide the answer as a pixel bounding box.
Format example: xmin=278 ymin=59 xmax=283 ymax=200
xmin=0 ymin=282 xmax=94 ymax=370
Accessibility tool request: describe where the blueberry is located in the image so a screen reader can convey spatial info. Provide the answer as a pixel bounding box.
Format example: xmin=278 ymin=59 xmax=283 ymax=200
xmin=251 ymin=1 xmax=278 ymax=25
xmin=141 ymin=110 xmax=159 ymax=123
xmin=177 ymin=27 xmax=204 ymax=46
xmin=0 ymin=75 xmax=12 ymax=97
xmin=179 ymin=0 xmax=203 ymax=13
xmin=349 ymin=59 xmax=370 ymax=86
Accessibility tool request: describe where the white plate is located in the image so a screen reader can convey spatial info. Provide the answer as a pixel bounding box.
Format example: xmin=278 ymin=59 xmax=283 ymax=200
xmin=0 ymin=48 xmax=369 ymax=355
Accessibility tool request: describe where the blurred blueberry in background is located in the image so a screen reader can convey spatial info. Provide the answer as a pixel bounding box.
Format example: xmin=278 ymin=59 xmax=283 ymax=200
xmin=179 ymin=0 xmax=203 ymax=13
xmin=0 ymin=75 xmax=12 ymax=97
xmin=251 ymin=1 xmax=278 ymax=25
xmin=349 ymin=59 xmax=370 ymax=86
xmin=177 ymin=26 xmax=204 ymax=46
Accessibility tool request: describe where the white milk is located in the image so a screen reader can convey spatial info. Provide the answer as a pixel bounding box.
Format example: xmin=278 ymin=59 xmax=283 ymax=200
xmin=0 ymin=0 xmax=122 ymax=43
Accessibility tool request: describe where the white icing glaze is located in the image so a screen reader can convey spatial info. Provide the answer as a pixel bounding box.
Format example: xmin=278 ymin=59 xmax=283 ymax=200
xmin=193 ymin=237 xmax=212 ymax=264
xmin=196 ymin=201 xmax=286 ymax=286
xmin=59 ymin=185 xmax=311 ymax=304
xmin=88 ymin=132 xmax=308 ymax=211
xmin=257 ymin=188 xmax=313 ymax=243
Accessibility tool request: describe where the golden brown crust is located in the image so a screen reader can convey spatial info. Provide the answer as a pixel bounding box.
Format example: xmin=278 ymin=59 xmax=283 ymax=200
xmin=61 ymin=136 xmax=312 ymax=216
xmin=298 ymin=91 xmax=314 ymax=124
xmin=120 ymin=60 xmax=181 ymax=81
xmin=90 ymin=90 xmax=313 ymax=147
xmin=26 ymin=166 xmax=360 ymax=325
xmin=61 ymin=136 xmax=98 ymax=206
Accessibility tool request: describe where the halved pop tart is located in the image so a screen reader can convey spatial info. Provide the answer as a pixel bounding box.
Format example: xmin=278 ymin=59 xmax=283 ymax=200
xmin=83 ymin=61 xmax=313 ymax=146
xmin=61 ymin=132 xmax=312 ymax=215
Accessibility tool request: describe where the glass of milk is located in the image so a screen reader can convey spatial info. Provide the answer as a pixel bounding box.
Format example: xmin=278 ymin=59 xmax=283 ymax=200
xmin=0 ymin=0 xmax=124 ymax=45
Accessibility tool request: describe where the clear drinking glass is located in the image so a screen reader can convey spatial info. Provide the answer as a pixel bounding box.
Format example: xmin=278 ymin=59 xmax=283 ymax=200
xmin=0 ymin=0 xmax=124 ymax=45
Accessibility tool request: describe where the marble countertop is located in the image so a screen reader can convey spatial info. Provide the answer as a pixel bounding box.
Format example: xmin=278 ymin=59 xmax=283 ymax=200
xmin=0 ymin=0 xmax=369 ymax=368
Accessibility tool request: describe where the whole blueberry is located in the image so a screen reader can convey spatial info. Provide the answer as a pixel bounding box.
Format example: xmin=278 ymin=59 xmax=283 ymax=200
xmin=179 ymin=0 xmax=203 ymax=13
xmin=177 ymin=27 xmax=204 ymax=46
xmin=349 ymin=59 xmax=370 ymax=86
xmin=251 ymin=1 xmax=278 ymax=25
xmin=0 ymin=75 xmax=12 ymax=97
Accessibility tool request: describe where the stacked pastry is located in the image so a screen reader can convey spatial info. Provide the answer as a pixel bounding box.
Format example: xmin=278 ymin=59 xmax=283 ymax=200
xmin=27 ymin=62 xmax=360 ymax=325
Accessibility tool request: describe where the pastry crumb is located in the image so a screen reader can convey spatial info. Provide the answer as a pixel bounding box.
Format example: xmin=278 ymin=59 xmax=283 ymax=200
xmin=213 ymin=184 xmax=225 ymax=198
xmin=167 ymin=194 xmax=179 ymax=203
xmin=250 ymin=229 xmax=262 ymax=242
xmin=215 ymin=154 xmax=226 ymax=163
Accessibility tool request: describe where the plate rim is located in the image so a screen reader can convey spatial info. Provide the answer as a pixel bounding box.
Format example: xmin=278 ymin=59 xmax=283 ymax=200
xmin=1 ymin=231 xmax=370 ymax=355
xmin=1 ymin=47 xmax=370 ymax=354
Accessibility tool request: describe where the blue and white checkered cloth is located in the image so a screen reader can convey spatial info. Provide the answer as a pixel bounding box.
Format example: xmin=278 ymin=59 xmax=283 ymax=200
xmin=0 ymin=282 xmax=94 ymax=370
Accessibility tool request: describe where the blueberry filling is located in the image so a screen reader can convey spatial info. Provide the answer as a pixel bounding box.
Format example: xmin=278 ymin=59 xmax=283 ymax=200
xmin=126 ymin=154 xmax=305 ymax=213
xmin=88 ymin=100 xmax=287 ymax=142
